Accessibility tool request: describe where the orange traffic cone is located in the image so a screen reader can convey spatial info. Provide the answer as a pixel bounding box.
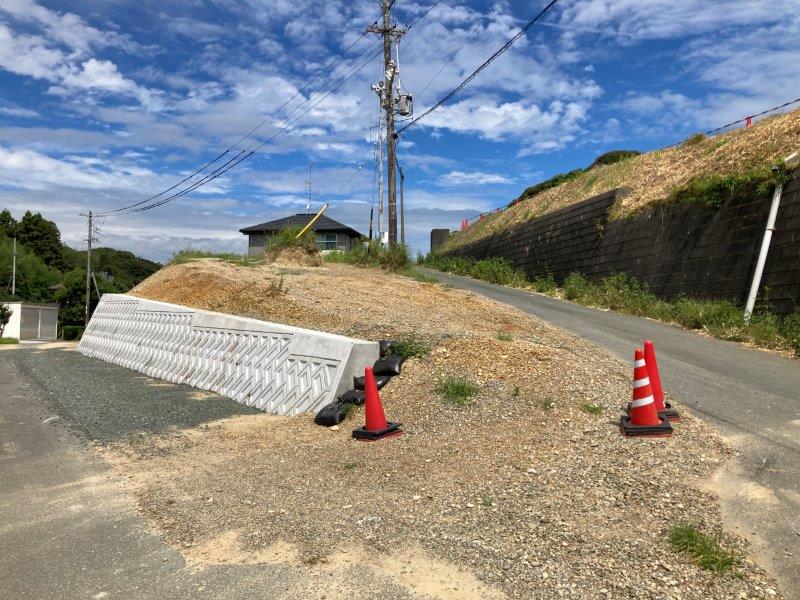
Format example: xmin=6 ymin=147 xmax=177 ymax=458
xmin=352 ymin=367 xmax=402 ymax=441
xmin=643 ymin=340 xmax=680 ymax=422
xmin=620 ymin=349 xmax=672 ymax=437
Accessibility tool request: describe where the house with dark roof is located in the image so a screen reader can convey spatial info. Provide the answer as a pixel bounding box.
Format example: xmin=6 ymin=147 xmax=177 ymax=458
xmin=239 ymin=213 xmax=363 ymax=256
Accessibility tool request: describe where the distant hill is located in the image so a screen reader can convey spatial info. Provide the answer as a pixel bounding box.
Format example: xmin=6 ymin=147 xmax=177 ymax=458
xmin=63 ymin=246 xmax=161 ymax=291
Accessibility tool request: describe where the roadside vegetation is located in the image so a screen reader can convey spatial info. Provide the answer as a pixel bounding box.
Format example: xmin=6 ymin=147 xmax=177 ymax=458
xmin=0 ymin=337 xmax=19 ymax=344
xmin=668 ymin=523 xmax=741 ymax=574
xmin=325 ymin=238 xmax=437 ymax=283
xmin=423 ymin=255 xmax=800 ymax=356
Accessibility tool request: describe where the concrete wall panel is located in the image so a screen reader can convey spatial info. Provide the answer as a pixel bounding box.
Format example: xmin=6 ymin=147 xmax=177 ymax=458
xmin=79 ymin=294 xmax=379 ymax=415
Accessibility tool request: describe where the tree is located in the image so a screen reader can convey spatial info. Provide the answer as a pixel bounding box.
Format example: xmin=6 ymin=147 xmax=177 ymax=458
xmin=16 ymin=211 xmax=66 ymax=270
xmin=0 ymin=303 xmax=11 ymax=337
xmin=0 ymin=209 xmax=16 ymax=239
xmin=0 ymin=236 xmax=59 ymax=302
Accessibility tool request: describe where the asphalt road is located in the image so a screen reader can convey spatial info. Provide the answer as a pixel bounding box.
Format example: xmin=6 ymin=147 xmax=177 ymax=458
xmin=421 ymin=268 xmax=800 ymax=596
xmin=0 ymin=346 xmax=419 ymax=600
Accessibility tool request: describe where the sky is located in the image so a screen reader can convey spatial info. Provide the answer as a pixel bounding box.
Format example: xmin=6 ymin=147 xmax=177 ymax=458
xmin=0 ymin=0 xmax=798 ymax=262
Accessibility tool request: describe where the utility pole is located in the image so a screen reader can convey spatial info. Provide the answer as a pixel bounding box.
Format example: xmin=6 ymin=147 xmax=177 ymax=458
xmin=82 ymin=211 xmax=93 ymax=326
xmin=368 ymin=1 xmax=405 ymax=244
xmin=11 ymin=237 xmax=16 ymax=296
xmin=305 ymin=162 xmax=312 ymax=214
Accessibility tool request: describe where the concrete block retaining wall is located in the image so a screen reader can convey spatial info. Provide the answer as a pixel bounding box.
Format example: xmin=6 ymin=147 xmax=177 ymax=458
xmin=79 ymin=294 xmax=379 ymax=415
xmin=443 ymin=177 xmax=800 ymax=314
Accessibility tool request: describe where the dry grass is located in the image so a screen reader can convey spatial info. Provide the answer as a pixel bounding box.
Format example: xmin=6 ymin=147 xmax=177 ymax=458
xmin=444 ymin=109 xmax=800 ymax=250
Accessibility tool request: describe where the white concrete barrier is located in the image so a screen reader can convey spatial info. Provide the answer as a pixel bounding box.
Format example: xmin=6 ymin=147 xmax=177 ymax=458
xmin=79 ymin=294 xmax=379 ymax=416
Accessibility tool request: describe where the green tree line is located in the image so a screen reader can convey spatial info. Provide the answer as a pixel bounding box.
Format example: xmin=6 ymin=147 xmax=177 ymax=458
xmin=0 ymin=209 xmax=160 ymax=333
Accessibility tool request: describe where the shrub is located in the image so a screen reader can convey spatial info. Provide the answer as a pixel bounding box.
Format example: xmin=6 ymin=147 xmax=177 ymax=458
xmin=380 ymin=243 xmax=411 ymax=271
xmin=563 ymin=272 xmax=590 ymax=301
xmin=590 ymin=150 xmax=641 ymax=168
xmin=781 ymin=308 xmax=800 ymax=356
xmin=470 ymin=257 xmax=525 ymax=285
xmin=0 ymin=303 xmax=11 ymax=337
xmin=61 ymin=325 xmax=84 ymax=340
xmin=268 ymin=226 xmax=317 ymax=253
xmin=681 ymin=133 xmax=708 ymax=147
xmin=325 ymin=240 xmax=411 ymax=272
xmin=529 ymin=272 xmax=557 ymax=294
xmin=668 ymin=168 xmax=776 ymax=210
xmin=514 ymin=168 xmax=586 ymax=205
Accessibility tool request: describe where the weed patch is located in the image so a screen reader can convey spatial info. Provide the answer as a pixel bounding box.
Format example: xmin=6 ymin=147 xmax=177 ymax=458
xmin=436 ymin=374 xmax=479 ymax=406
xmin=497 ymin=331 xmax=513 ymax=341
xmin=580 ymin=403 xmax=603 ymax=415
xmin=668 ymin=523 xmax=740 ymax=573
xmin=393 ymin=334 xmax=432 ymax=359
xmin=0 ymin=337 xmax=19 ymax=344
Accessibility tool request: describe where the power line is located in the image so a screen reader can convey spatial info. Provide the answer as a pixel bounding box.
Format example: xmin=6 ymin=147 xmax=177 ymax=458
xmin=128 ymin=45 xmax=385 ymax=214
xmin=704 ymin=96 xmax=800 ymax=135
xmin=398 ymin=0 xmax=562 ymax=135
xmin=98 ymin=28 xmax=375 ymax=217
xmin=104 ymin=1 xmax=445 ymax=218
xmin=405 ymin=0 xmax=443 ymax=30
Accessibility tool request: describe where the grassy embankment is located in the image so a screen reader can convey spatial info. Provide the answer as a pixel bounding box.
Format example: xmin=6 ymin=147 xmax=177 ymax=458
xmin=444 ymin=108 xmax=800 ymax=252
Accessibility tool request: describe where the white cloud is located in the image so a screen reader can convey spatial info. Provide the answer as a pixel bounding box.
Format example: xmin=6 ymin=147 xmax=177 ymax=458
xmin=0 ymin=105 xmax=37 ymax=117
xmin=438 ymin=170 xmax=513 ymax=186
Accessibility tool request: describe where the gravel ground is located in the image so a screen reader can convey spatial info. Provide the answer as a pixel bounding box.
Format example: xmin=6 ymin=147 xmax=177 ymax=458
xmin=2 ymin=343 xmax=260 ymax=444
xmin=71 ymin=259 xmax=786 ymax=599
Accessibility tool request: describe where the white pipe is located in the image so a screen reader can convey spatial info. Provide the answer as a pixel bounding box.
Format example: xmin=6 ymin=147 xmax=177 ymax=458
xmin=744 ymin=151 xmax=798 ymax=321
xmin=744 ymin=183 xmax=783 ymax=321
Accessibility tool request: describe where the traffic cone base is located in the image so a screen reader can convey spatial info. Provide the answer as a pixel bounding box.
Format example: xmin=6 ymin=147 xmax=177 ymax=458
xmin=619 ymin=413 xmax=673 ymax=437
xmin=662 ymin=401 xmax=681 ymax=423
xmin=626 ymin=400 xmax=681 ymax=423
xmin=643 ymin=339 xmax=681 ymax=423
xmin=352 ymin=366 xmax=403 ymax=442
xmin=352 ymin=421 xmax=403 ymax=442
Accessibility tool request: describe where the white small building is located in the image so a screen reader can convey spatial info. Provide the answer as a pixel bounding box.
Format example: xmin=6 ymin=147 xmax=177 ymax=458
xmin=1 ymin=302 xmax=59 ymax=341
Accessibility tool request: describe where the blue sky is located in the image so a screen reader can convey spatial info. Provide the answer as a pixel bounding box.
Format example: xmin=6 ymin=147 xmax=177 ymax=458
xmin=0 ymin=0 xmax=798 ymax=261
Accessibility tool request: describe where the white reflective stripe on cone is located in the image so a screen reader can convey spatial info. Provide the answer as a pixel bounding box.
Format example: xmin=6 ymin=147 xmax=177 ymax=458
xmin=630 ymin=395 xmax=654 ymax=408
xmin=634 ymin=359 xmax=646 ymax=367
xmin=633 ymin=377 xmax=650 ymax=388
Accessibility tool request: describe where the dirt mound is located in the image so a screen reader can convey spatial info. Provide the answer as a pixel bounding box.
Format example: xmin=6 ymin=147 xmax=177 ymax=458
xmin=263 ymin=245 xmax=323 ymax=267
xmin=446 ymin=107 xmax=800 ymax=251
xmin=115 ymin=260 xmax=784 ymax=598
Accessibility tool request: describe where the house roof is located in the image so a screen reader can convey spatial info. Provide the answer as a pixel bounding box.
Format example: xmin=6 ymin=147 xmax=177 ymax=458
xmin=239 ymin=213 xmax=362 ymax=237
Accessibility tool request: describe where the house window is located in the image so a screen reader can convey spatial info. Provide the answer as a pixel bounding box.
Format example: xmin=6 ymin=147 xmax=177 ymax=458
xmin=316 ymin=233 xmax=338 ymax=250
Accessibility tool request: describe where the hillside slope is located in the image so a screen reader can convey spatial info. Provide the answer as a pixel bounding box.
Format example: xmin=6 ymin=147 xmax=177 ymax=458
xmin=445 ymin=108 xmax=800 ymax=251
